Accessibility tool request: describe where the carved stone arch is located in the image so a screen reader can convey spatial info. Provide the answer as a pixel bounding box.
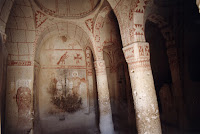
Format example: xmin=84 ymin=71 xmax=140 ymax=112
xmin=105 ymin=0 xmax=152 ymax=46
xmin=0 ymin=0 xmax=15 ymax=33
xmin=34 ymin=22 xmax=96 ymax=63
xmin=82 ymin=42 xmax=94 ymax=56
xmin=4 ymin=0 xmax=35 ymax=65
xmin=105 ymin=0 xmax=122 ymax=10
xmin=84 ymin=45 xmax=95 ymax=64
xmin=93 ymin=5 xmax=112 ymax=60
xmin=2 ymin=1 xmax=36 ymax=133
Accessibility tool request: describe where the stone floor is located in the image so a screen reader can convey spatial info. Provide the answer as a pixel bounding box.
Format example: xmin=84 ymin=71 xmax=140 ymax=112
xmin=35 ymin=101 xmax=200 ymax=134
xmin=40 ymin=118 xmax=200 ymax=134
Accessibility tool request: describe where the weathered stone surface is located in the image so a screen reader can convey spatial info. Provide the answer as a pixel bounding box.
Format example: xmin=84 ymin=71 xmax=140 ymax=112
xmin=123 ymin=42 xmax=162 ymax=134
xmin=94 ymin=60 xmax=114 ymax=134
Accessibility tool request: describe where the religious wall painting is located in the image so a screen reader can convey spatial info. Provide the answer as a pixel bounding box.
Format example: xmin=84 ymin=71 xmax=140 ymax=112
xmin=57 ymin=51 xmax=69 ymax=65
xmin=10 ymin=78 xmax=33 ymax=130
xmin=47 ymin=70 xmax=87 ymax=114
xmin=16 ymin=86 xmax=32 ymax=129
xmin=74 ymin=53 xmax=82 ymax=64
xmin=41 ymin=49 xmax=85 ymax=67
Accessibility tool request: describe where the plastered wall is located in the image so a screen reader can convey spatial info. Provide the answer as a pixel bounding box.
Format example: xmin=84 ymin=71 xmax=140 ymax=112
xmin=4 ymin=1 xmax=35 ymax=133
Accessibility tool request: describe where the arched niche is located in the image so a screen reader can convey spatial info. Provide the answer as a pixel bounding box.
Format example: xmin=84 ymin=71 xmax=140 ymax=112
xmin=33 ymin=33 xmax=98 ymax=133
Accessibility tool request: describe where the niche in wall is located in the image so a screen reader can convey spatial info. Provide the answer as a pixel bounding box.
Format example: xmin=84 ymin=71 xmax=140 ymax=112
xmin=34 ymin=34 xmax=97 ymax=133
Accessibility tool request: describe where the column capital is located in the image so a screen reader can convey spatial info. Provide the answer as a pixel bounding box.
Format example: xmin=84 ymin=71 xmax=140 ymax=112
xmin=94 ymin=60 xmax=106 ymax=68
xmin=0 ymin=32 xmax=7 ymax=44
xmin=122 ymin=42 xmax=151 ymax=71
xmin=94 ymin=60 xmax=106 ymax=75
xmin=123 ymin=42 xmax=150 ymax=62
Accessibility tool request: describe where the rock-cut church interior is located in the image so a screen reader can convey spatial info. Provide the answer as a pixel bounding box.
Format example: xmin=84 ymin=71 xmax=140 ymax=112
xmin=1 ymin=0 xmax=200 ymax=134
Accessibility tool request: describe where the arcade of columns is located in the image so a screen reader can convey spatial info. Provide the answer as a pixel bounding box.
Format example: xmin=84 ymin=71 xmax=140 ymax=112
xmin=0 ymin=0 xmax=185 ymax=133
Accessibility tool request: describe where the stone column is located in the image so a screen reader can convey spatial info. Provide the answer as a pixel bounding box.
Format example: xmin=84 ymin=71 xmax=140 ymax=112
xmin=113 ymin=71 xmax=119 ymax=112
xmin=124 ymin=63 xmax=136 ymax=129
xmin=109 ymin=66 xmax=117 ymax=105
xmin=94 ymin=60 xmax=114 ymax=134
xmin=86 ymin=47 xmax=94 ymax=113
xmin=0 ymin=32 xmax=7 ymax=134
xmin=123 ymin=42 xmax=162 ymax=134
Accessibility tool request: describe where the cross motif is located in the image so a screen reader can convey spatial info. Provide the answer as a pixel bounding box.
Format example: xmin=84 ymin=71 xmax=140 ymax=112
xmin=74 ymin=54 xmax=82 ymax=64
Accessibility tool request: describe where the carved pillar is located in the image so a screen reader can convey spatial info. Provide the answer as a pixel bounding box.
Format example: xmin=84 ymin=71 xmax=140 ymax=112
xmin=94 ymin=60 xmax=114 ymax=134
xmin=0 ymin=32 xmax=7 ymax=134
xmin=123 ymin=42 xmax=162 ymax=134
xmin=109 ymin=66 xmax=117 ymax=105
xmin=109 ymin=68 xmax=118 ymax=113
xmin=124 ymin=63 xmax=136 ymax=130
xmin=85 ymin=47 xmax=95 ymax=113
xmin=109 ymin=65 xmax=119 ymax=112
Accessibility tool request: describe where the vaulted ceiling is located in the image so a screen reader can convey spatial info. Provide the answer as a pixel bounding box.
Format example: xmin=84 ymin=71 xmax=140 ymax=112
xmin=34 ymin=0 xmax=101 ymax=18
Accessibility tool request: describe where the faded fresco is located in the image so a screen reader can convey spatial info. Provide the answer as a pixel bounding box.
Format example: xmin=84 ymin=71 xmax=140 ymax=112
xmin=15 ymin=80 xmax=32 ymax=130
xmin=34 ymin=35 xmax=96 ymax=133
xmin=38 ymin=35 xmax=89 ymax=118
xmin=47 ymin=70 xmax=87 ymax=113
xmin=16 ymin=86 xmax=32 ymax=129
xmin=5 ymin=66 xmax=33 ymax=133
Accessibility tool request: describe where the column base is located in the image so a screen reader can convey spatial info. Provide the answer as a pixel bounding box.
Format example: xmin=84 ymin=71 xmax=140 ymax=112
xmin=99 ymin=114 xmax=115 ymax=134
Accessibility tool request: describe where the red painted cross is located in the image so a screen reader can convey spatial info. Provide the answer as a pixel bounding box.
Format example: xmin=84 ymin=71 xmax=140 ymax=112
xmin=74 ymin=54 xmax=82 ymax=64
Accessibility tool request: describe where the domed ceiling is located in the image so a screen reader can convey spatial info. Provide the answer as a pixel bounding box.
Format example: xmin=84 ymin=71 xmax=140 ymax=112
xmin=34 ymin=0 xmax=101 ymax=18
